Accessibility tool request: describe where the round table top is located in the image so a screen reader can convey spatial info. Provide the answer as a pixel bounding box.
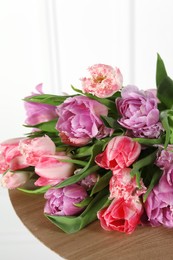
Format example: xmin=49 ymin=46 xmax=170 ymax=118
xmin=9 ymin=189 xmax=173 ymax=260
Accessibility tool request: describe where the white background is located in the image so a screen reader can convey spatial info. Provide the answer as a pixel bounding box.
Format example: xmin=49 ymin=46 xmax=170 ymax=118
xmin=1 ymin=0 xmax=173 ymax=259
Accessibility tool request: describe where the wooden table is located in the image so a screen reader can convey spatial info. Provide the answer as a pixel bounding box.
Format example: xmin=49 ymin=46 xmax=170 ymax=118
xmin=9 ymin=189 xmax=173 ymax=260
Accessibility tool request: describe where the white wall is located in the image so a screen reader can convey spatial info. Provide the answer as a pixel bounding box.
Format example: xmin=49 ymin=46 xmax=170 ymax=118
xmin=0 ymin=0 xmax=62 ymax=259
xmin=1 ymin=0 xmax=173 ymax=259
xmin=54 ymin=0 xmax=134 ymax=93
xmin=133 ymin=0 xmax=173 ymax=89
xmin=55 ymin=0 xmax=173 ymax=92
xmin=0 ymin=0 xmax=55 ymax=141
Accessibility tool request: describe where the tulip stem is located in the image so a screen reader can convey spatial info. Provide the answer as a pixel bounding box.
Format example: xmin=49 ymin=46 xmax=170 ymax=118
xmin=143 ymin=167 xmax=162 ymax=202
xmin=59 ymin=158 xmax=87 ymax=167
xmin=130 ymin=150 xmax=158 ymax=177
xmin=132 ymin=137 xmax=163 ymax=145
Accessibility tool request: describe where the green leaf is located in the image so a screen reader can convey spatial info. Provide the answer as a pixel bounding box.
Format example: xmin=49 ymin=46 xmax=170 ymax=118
xmin=59 ymin=158 xmax=87 ymax=167
xmin=71 ymin=85 xmax=121 ymax=102
xmin=18 ymin=185 xmax=51 ymax=194
xmin=71 ymin=85 xmax=83 ymax=94
xmin=159 ymin=109 xmax=173 ymax=148
xmin=90 ymin=171 xmax=112 ymax=196
xmin=24 ymin=94 xmax=75 ymax=106
xmin=170 ymin=129 xmax=173 ymax=144
xmin=85 ymin=93 xmax=117 ymax=112
xmin=73 ymin=145 xmax=94 ymax=158
xmin=45 ymin=187 xmax=109 ymax=233
xmin=143 ymin=166 xmax=162 ymax=202
xmin=160 ymin=110 xmax=170 ymax=148
xmin=57 ymin=165 xmax=100 ymax=188
xmin=132 ymin=137 xmax=164 ymax=146
xmin=100 ymin=115 xmax=122 ymax=130
xmin=74 ymin=196 xmax=93 ymax=208
xmin=24 ymin=119 xmax=58 ymax=133
xmin=136 ymin=170 xmax=142 ymax=188
xmin=157 ymin=76 xmax=173 ymax=109
xmin=71 ymin=86 xmax=116 ymax=112
xmin=130 ymin=149 xmax=158 ymax=177
xmin=166 ymin=110 xmax=173 ymax=145
xmin=71 ymin=85 xmax=117 ymax=112
xmin=158 ymin=103 xmax=167 ymax=111
xmin=107 ymin=91 xmax=121 ymax=100
xmin=156 ymin=53 xmax=167 ymax=87
xmin=156 ymin=54 xmax=173 ymax=109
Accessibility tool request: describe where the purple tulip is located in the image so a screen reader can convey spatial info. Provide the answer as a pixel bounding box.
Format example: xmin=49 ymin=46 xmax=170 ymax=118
xmin=24 ymin=84 xmax=58 ymax=126
xmin=145 ymin=171 xmax=173 ymax=228
xmin=79 ymin=172 xmax=99 ymax=190
xmin=56 ymin=96 xmax=112 ymax=146
xmin=116 ymin=85 xmax=163 ymax=138
xmin=156 ymin=145 xmax=173 ymax=171
xmin=44 ymin=184 xmax=88 ymax=216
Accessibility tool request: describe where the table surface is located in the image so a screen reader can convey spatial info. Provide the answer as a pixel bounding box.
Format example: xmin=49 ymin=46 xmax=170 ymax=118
xmin=9 ymin=189 xmax=173 ymax=260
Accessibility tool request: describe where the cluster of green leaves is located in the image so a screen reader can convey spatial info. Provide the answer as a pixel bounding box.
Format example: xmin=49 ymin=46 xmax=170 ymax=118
xmin=156 ymin=54 xmax=173 ymax=148
xmin=130 ymin=147 xmax=162 ymax=202
xmin=130 ymin=54 xmax=173 ymax=202
xmin=23 ymin=94 xmax=74 ymax=106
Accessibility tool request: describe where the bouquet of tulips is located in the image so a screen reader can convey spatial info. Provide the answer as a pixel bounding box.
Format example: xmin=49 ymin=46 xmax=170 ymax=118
xmin=1 ymin=54 xmax=173 ymax=234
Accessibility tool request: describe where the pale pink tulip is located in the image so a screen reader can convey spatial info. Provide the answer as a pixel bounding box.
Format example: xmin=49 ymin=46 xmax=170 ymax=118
xmin=24 ymin=83 xmax=58 ymax=126
xmin=1 ymin=170 xmax=33 ymax=189
xmin=34 ymin=177 xmax=63 ymax=186
xmin=81 ymin=64 xmax=123 ymax=98
xmin=19 ymin=135 xmax=56 ymax=166
xmin=34 ymin=154 xmax=75 ymax=186
xmin=110 ymin=168 xmax=146 ymax=200
xmin=0 ymin=138 xmax=29 ymax=173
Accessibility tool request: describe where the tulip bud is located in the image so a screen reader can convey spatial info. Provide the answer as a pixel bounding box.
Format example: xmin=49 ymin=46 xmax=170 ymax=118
xmin=1 ymin=170 xmax=33 ymax=189
xmin=44 ymin=184 xmax=88 ymax=216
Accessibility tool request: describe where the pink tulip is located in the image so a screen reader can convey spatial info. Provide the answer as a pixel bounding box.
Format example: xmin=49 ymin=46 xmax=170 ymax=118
xmin=97 ymin=196 xmax=143 ymax=234
xmin=19 ymin=135 xmax=56 ymax=166
xmin=59 ymin=131 xmax=91 ymax=147
xmin=110 ymin=168 xmax=146 ymax=200
xmin=95 ymin=136 xmax=141 ymax=170
xmin=1 ymin=170 xmax=33 ymax=189
xmin=0 ymin=138 xmax=29 ymax=173
xmin=79 ymin=172 xmax=99 ymax=190
xmin=34 ymin=177 xmax=63 ymax=186
xmin=34 ymin=154 xmax=75 ymax=186
xmin=81 ymin=64 xmax=123 ymax=98
xmin=24 ymin=84 xmax=58 ymax=126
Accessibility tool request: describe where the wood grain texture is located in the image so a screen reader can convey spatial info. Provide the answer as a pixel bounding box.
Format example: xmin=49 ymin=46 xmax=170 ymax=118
xmin=9 ymin=189 xmax=173 ymax=260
